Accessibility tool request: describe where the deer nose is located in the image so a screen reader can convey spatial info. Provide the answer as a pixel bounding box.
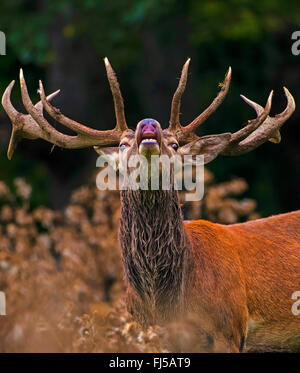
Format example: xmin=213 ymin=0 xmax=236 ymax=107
xmin=139 ymin=118 xmax=159 ymax=135
xmin=142 ymin=124 xmax=156 ymax=135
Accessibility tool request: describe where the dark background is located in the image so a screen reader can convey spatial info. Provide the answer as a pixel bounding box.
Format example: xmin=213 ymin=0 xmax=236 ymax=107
xmin=0 ymin=0 xmax=299 ymax=215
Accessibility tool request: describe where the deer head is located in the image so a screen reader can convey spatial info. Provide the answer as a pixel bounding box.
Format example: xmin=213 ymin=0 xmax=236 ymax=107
xmin=2 ymin=58 xmax=295 ymax=168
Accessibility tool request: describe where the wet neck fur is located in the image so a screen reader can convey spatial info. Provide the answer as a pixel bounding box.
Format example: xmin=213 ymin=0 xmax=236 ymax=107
xmin=119 ymin=188 xmax=192 ymax=323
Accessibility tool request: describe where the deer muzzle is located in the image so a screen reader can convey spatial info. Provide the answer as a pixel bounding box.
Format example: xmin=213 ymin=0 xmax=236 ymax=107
xmin=136 ymin=118 xmax=161 ymax=156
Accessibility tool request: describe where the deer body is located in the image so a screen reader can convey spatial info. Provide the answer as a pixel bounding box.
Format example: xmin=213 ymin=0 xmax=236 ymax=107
xmin=185 ymin=210 xmax=300 ymax=352
xmin=2 ymin=57 xmax=299 ymax=352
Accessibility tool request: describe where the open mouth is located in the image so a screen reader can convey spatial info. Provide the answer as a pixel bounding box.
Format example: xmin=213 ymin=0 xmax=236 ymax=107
xmin=140 ymin=137 xmax=158 ymax=145
xmin=136 ymin=119 xmax=161 ymax=155
xmin=137 ymin=131 xmax=159 ymax=147
xmin=137 ymin=131 xmax=160 ymax=156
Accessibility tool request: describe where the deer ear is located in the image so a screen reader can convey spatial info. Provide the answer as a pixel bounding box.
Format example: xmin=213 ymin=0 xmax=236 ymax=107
xmin=178 ymin=133 xmax=231 ymax=164
xmin=94 ymin=146 xmax=120 ymax=170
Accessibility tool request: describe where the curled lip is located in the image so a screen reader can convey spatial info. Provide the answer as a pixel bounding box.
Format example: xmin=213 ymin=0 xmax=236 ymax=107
xmin=137 ymin=130 xmax=159 ymax=147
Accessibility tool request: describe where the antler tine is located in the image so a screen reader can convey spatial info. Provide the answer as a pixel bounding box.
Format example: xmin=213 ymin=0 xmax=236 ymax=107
xmin=19 ymin=68 xmax=83 ymax=148
xmin=38 ymin=59 xmax=127 ymax=139
xmin=229 ymin=90 xmax=273 ymax=144
xmin=104 ymin=57 xmax=128 ymax=132
xmin=221 ymin=87 xmax=295 ymax=156
xmin=167 ymin=61 xmax=232 ymax=144
xmin=38 ymin=79 xmax=118 ymax=141
xmin=2 ymin=80 xmax=18 ymax=121
xmin=35 ymin=89 xmax=61 ymax=114
xmin=169 ymin=58 xmax=191 ymax=132
xmin=2 ymin=78 xmax=62 ymax=159
xmin=182 ymin=66 xmax=231 ymax=135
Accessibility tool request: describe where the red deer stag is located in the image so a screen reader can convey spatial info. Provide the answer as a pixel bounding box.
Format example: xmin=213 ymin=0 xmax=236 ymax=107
xmin=2 ymin=59 xmax=299 ymax=352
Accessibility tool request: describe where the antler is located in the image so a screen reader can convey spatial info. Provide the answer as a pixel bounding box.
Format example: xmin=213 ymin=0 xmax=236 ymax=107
xmin=2 ymin=80 xmax=61 ymax=159
xmin=168 ymin=58 xmax=232 ymax=144
xmin=221 ymin=87 xmax=295 ymax=156
xmin=2 ymin=58 xmax=128 ymax=159
xmin=169 ymin=58 xmax=295 ymax=154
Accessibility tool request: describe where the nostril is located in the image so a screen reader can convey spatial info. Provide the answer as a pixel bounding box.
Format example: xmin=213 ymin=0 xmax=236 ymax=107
xmin=139 ymin=119 xmax=159 ymax=130
xmin=143 ymin=124 xmax=156 ymax=132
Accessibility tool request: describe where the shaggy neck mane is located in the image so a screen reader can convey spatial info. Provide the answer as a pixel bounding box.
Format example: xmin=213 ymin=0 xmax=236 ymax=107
xmin=119 ymin=188 xmax=192 ymax=324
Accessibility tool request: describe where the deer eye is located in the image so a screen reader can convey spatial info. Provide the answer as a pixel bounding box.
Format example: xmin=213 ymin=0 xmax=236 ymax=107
xmin=170 ymin=143 xmax=179 ymax=151
xmin=119 ymin=144 xmax=127 ymax=150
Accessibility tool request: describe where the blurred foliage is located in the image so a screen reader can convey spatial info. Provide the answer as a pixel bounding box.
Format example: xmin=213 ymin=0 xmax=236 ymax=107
xmin=187 ymin=0 xmax=300 ymax=42
xmin=1 ymin=0 xmax=176 ymax=65
xmin=0 ymin=0 xmax=299 ymax=214
xmin=1 ymin=0 xmax=299 ymax=64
